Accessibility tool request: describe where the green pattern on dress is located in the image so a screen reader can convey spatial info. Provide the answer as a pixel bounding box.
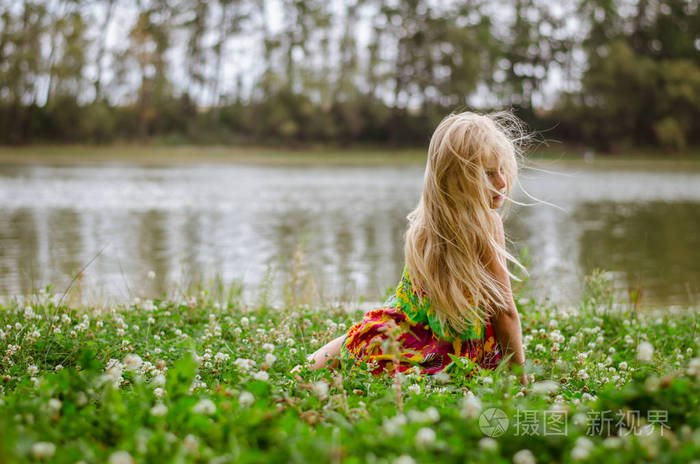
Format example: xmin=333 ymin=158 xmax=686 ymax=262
xmin=384 ymin=266 xmax=483 ymax=341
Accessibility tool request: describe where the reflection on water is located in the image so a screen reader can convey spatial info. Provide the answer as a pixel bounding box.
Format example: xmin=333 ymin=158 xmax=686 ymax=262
xmin=574 ymin=201 xmax=700 ymax=305
xmin=0 ymin=163 xmax=699 ymax=308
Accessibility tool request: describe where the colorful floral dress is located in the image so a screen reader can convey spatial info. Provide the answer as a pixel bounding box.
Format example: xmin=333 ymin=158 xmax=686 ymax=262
xmin=340 ymin=266 xmax=501 ymax=375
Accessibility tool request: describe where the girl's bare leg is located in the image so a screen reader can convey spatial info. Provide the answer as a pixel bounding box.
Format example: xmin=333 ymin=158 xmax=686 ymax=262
xmin=308 ymin=335 xmax=346 ymax=370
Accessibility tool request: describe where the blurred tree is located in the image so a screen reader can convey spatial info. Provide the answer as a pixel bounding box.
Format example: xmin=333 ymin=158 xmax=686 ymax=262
xmin=181 ymin=0 xmax=209 ymax=102
xmin=93 ymin=0 xmax=116 ymax=101
xmin=556 ymin=0 xmax=700 ymax=151
xmin=128 ymin=1 xmax=175 ymax=140
xmin=0 ymin=2 xmax=47 ymax=143
xmin=492 ymin=0 xmax=574 ymax=121
xmin=210 ymin=0 xmax=248 ymax=106
xmin=0 ymin=0 xmax=696 ymax=150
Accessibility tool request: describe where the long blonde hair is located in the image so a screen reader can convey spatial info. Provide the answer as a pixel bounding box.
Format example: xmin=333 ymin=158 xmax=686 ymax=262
xmin=404 ymin=110 xmax=527 ymax=337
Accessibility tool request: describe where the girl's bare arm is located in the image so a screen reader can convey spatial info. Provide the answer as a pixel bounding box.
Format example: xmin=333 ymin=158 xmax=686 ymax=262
xmin=487 ymin=213 xmax=527 ymax=385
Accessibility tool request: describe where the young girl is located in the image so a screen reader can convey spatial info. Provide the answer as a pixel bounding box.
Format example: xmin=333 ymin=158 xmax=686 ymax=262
xmin=308 ymin=111 xmax=527 ymax=384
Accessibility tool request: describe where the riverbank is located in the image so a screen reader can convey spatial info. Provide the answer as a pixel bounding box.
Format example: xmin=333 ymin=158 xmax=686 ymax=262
xmin=1 ymin=274 xmax=698 ymax=462
xmin=1 ymin=144 xmax=700 ymax=169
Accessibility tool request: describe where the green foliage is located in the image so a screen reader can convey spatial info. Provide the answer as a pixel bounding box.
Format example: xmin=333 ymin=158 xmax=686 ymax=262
xmin=0 ymin=272 xmax=699 ymax=462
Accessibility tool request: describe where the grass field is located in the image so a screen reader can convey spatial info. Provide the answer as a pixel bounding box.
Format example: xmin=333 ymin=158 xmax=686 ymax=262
xmin=1 ymin=271 xmax=699 ymax=463
xmin=1 ymin=144 xmax=699 ymax=169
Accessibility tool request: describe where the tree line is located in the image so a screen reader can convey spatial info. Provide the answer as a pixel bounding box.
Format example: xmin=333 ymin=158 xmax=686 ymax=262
xmin=1 ymin=0 xmax=698 ymax=152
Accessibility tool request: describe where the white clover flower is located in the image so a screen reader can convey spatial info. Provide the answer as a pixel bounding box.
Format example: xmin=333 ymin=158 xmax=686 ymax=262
xmin=262 ymin=343 xmax=275 ymax=352
xmin=407 ymin=384 xmax=421 ymax=395
xmin=104 ymin=359 xmax=124 ymax=386
xmin=264 ymin=353 xmax=276 ymax=365
xmin=394 ymin=455 xmax=416 ymax=464
xmin=424 ymin=406 xmax=440 ymax=422
xmin=286 ymin=338 xmax=295 ymax=346
xmin=192 ymin=398 xmax=216 ymax=415
xmin=27 ymin=364 xmax=39 ymax=375
xmin=571 ymin=436 xmax=594 ymax=460
xmin=382 ymin=414 xmax=407 ymax=436
xmin=603 ymin=437 xmax=622 ymax=449
xmin=576 ymin=369 xmax=589 ymax=381
xmin=460 ymin=395 xmax=482 ymax=419
xmin=637 ymin=341 xmax=654 ymax=362
xmin=414 ymin=427 xmax=436 ymax=448
xmin=152 ymin=374 xmax=166 ymax=387
xmin=31 ymin=442 xmax=56 ymax=459
xmin=153 ymin=387 xmax=166 ymax=398
xmin=183 ymin=434 xmax=199 ymax=453
xmin=23 ymin=305 xmax=35 ymax=318
xmin=239 ymin=391 xmax=255 ymax=407
xmin=433 ymin=371 xmax=450 ymax=384
xmin=108 ymin=450 xmax=135 ymax=464
xmin=150 ymin=403 xmax=168 ymax=417
xmin=214 ymin=352 xmax=230 ymax=364
xmin=572 ymin=412 xmax=587 ymax=426
xmin=479 ymin=437 xmax=498 ymax=452
xmin=123 ymin=354 xmax=143 ymax=372
xmin=47 ymin=398 xmax=62 ymax=414
xmin=686 ymin=358 xmax=700 ymax=378
xmin=482 ymin=376 xmax=493 ymax=385
xmin=618 ymin=361 xmax=628 ymax=371
xmin=312 ymin=381 xmax=329 ymax=400
xmin=252 ymin=370 xmax=269 ymax=382
xmin=234 ymin=358 xmax=255 ymax=372
xmin=512 ymin=449 xmax=536 ymax=464
xmin=535 ymin=344 xmax=545 ymax=352
xmin=531 ymin=380 xmax=559 ymax=395
xmin=240 ymin=317 xmax=249 ymax=329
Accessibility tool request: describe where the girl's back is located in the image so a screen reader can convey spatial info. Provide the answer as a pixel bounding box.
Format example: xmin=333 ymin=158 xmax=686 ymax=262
xmin=307 ymin=111 xmax=527 ymax=383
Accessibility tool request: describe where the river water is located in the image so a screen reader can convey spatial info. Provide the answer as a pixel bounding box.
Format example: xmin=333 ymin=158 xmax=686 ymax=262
xmin=1 ymin=162 xmax=699 ymax=309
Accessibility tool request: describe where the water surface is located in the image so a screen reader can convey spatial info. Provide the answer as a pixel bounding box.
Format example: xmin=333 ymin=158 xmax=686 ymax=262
xmin=1 ymin=162 xmax=698 ymax=309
